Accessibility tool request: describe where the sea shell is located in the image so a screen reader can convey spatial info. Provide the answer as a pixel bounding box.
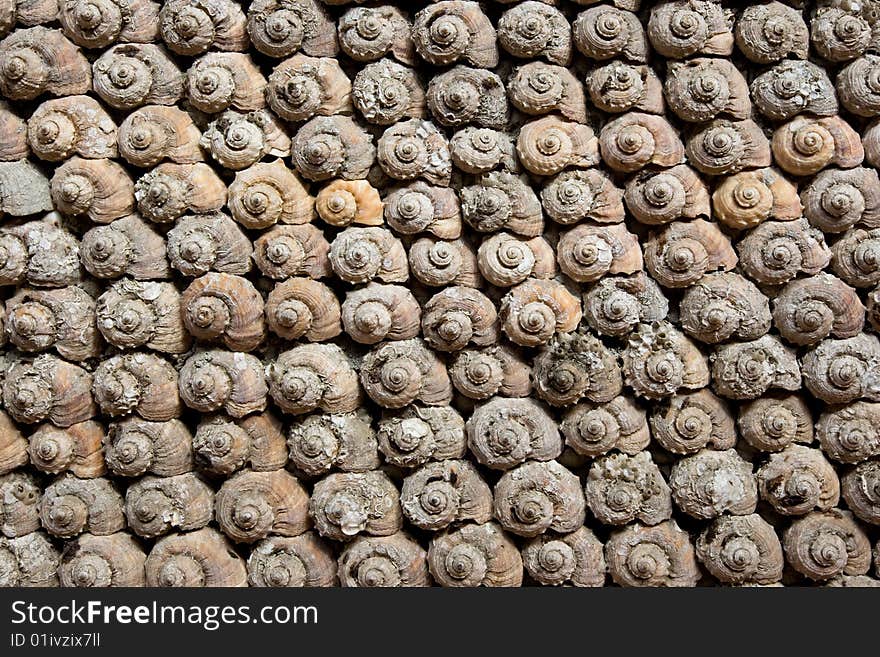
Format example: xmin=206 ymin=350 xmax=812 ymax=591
xmin=582 ymin=272 xmax=668 ymax=337
xmin=737 ymin=394 xmax=813 ymax=453
xmin=248 ymin=0 xmax=337 ymax=59
xmin=802 ymin=334 xmax=880 ymax=404
xmin=92 ymin=43 xmax=183 ymax=110
xmin=3 ymin=354 xmax=95 ymax=427
xmin=711 ymin=335 xmax=801 ymax=400
xmin=309 ymin=470 xmax=402 ymax=541
xmin=816 ymin=401 xmax=880 ymax=464
xmin=353 ymin=59 xmax=424 ymax=126
xmin=586 ymin=451 xmax=672 ymax=526
xmin=409 ymin=237 xmax=481 ymax=288
xmin=622 ymin=321 xmax=710 ymax=400
xmin=477 ymin=232 xmax=555 ymax=287
xmin=751 ymin=59 xmax=838 ymax=121
xmin=772 ymin=115 xmax=863 ymax=177
xmin=104 ymin=417 xmax=193 ymax=477
xmin=837 ymin=54 xmax=880 ymax=117
xmin=679 ymin=272 xmax=771 ymax=345
xmin=685 ymin=119 xmax=771 ymax=176
xmin=532 ymin=330 xmax=622 ymax=407
xmin=96 ymin=279 xmax=188 ymax=353
xmin=192 ymin=412 xmax=287 ymax=475
xmin=832 ymin=228 xmax=880 ymax=288
xmin=377 ymin=118 xmax=451 ymax=185
xmin=247 ymin=532 xmax=337 ymax=587
xmin=360 ymin=338 xmax=451 ymax=409
xmin=58 ymin=0 xmax=158 ymax=49
xmin=59 ymin=532 xmax=146 ymax=587
xmin=573 ymin=5 xmax=648 ymax=62
xmin=421 ymin=286 xmax=498 ymax=352
xmin=556 ymin=223 xmax=642 ymax=283
xmin=696 ymin=514 xmax=783 ymax=585
xmin=711 ymin=168 xmax=801 ymax=230
xmin=254 ymin=224 xmax=330 ymax=281
xmin=0 ymin=27 xmax=91 ymax=100
xmin=497 ymin=1 xmax=572 ymax=65
xmin=649 ymin=389 xmax=736 ymax=455
xmin=599 ymin=112 xmax=684 ymax=173
xmin=338 ymin=532 xmax=429 ymax=587
xmin=427 ymin=521 xmax=522 ymax=587
xmin=117 ymin=105 xmax=202 ymax=168
xmin=624 ymin=165 xmax=709 ymax=226
xmin=342 ymin=283 xmax=420 ymax=345
xmin=377 ymin=405 xmax=466 ymax=469
xmin=179 ymin=349 xmax=267 ymax=418
xmin=648 ymin=0 xmax=734 ymax=59
xmin=40 ymin=474 xmax=124 ymax=538
xmin=267 ymin=344 xmax=360 ymax=416
xmin=460 ymin=171 xmax=543 ymax=237
xmin=6 ymin=286 xmax=100 ymax=361
xmin=287 ymin=410 xmax=378 ymax=477
xmin=664 ymin=57 xmax=751 ymax=123
xmin=734 ymin=1 xmax=808 ymax=63
xmin=266 ymin=54 xmax=350 ymax=123
xmin=669 ymin=449 xmax=758 ymax=519
xmin=411 ymin=1 xmax=498 ymax=69
xmin=783 ymin=510 xmax=871 ymax=581
xmin=28 ymin=95 xmax=117 ymax=162
xmin=215 ymin=469 xmax=310 ymax=543
xmin=93 ymin=353 xmax=180 ymax=421
xmin=384 ymin=182 xmax=461 ymax=238
xmin=643 ymin=219 xmax=737 ymax=289
xmin=426 ymin=65 xmax=507 ymax=130
xmin=449 ymin=345 xmax=531 ymax=400
xmin=0 ymin=161 xmax=52 ymax=218
xmin=801 ymin=167 xmax=880 ymax=234
xmin=265 ymin=278 xmax=341 ymax=342
xmin=167 ymin=212 xmax=253 ymax=277
xmin=499 ymin=278 xmax=582 ymax=347
xmin=757 ymin=445 xmax=840 ymax=516
xmin=145 ymin=528 xmax=247 ymax=587
xmin=81 ymin=214 xmax=170 ymax=280
xmin=291 ymin=115 xmax=375 ymax=182
xmin=510 ymin=62 xmax=587 ymax=121
xmin=516 ymin=115 xmax=599 ymax=176
xmin=228 ymin=159 xmax=314 ymax=229
xmin=605 ymin=520 xmax=699 ymax=587
xmin=522 ymin=527 xmax=606 ymax=587
xmin=337 ymin=6 xmax=412 ymax=64
xmin=737 ymin=218 xmax=831 ymax=286
xmin=200 ymin=109 xmax=290 ymax=171
xmin=51 ymin=157 xmax=134 ymax=224
xmin=561 ymin=394 xmax=649 ymax=457
xmin=124 ymin=472 xmax=213 ymax=538
xmin=188 ymin=52 xmax=266 ymax=114
xmin=467 ymin=397 xmax=561 ymax=470
xmin=27 ymin=421 xmax=104 ymax=478
xmin=158 ymin=0 xmax=248 ymax=57
xmin=135 ymin=162 xmax=226 ymax=224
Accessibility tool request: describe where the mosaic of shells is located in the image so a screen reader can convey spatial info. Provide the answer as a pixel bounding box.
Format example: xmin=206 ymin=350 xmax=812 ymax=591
xmin=3 ymin=0 xmax=880 ymax=589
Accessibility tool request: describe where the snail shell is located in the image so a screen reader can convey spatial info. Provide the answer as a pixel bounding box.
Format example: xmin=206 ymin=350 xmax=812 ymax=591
xmin=586 ymin=451 xmax=673 ymax=526
xmin=377 ymin=118 xmax=451 ymax=186
xmin=757 ymin=445 xmax=840 ymax=516
xmin=266 ymin=54 xmax=350 ymax=123
xmin=117 ymin=105 xmax=203 ymax=168
xmin=772 ymin=115 xmax=863 ymax=177
xmin=542 ymin=169 xmax=625 ymax=226
xmin=411 ymin=1 xmax=498 ymax=69
xmin=248 ymin=0 xmax=338 ymax=60
xmin=783 ymin=510 xmax=872 ymax=581
xmin=81 ymin=214 xmax=171 ymax=281
xmin=58 ymin=0 xmax=158 ymax=49
xmin=0 ymin=411 xmax=27 ymax=475
xmin=816 ymin=401 xmax=880 ymax=464
xmin=772 ymin=274 xmax=865 ymax=346
xmin=0 ymin=161 xmax=52 ymax=218
xmin=401 ymin=459 xmax=492 ymax=531
xmin=426 ymin=65 xmax=507 ymax=130
xmin=188 ymin=52 xmax=265 ymax=114
xmin=158 ymin=0 xmax=248 ymax=57
xmin=622 ymin=321 xmax=710 ymax=400
xmin=838 ymin=54 xmax=880 ymax=117
xmin=606 ymin=520 xmax=699 ymax=587
xmin=181 ymin=273 xmax=265 ymax=352
xmin=254 ymin=224 xmax=330 ymax=281
xmin=309 ymin=470 xmax=402 ymax=541
xmin=167 ymin=212 xmax=253 ymax=277
xmin=516 ymin=115 xmax=600 ymax=177
xmin=287 ymin=410 xmax=379 ymax=477
xmin=179 ymin=349 xmax=267 ymax=418
xmin=40 ymin=474 xmax=124 ymax=538
xmin=573 ymin=5 xmax=648 ymax=62
xmin=384 ymin=181 xmax=461 ymax=239
xmin=599 ymin=112 xmax=684 ymax=173
xmin=135 ymin=162 xmax=226 ymax=224
xmin=329 ymin=227 xmax=407 ymax=285
xmin=193 ymin=413 xmax=287 ymax=476
xmin=624 ymin=164 xmax=709 ymax=226
xmin=2 ymin=0 xmax=59 ymax=38
xmin=265 ymin=278 xmax=340 ymax=342
xmin=360 ymin=338 xmax=451 ymax=409
xmin=27 ymin=421 xmax=104 ymax=478
xmin=229 ymin=160 xmax=314 ymax=229
xmin=409 ymin=237 xmax=481 ymax=288
xmin=353 ymin=59 xmax=424 ymax=126
xmin=0 ymin=216 xmax=81 ymax=288
xmin=664 ymin=57 xmax=751 ymax=123
xmin=586 ymin=60 xmax=664 ymax=115
xmin=477 ymin=232 xmax=554 ymax=287
xmin=510 ymin=62 xmax=587 ymax=122
xmin=6 ymin=286 xmax=100 ymax=361
xmin=669 ymin=449 xmax=758 ymax=520
xmin=557 ymin=223 xmax=642 ymax=283
xmin=810 ymin=5 xmax=872 ymax=63
xmin=644 ymin=219 xmax=738 ymax=289
xmin=0 ymin=532 xmax=60 ymax=587
xmin=0 ymin=102 xmax=28 ymax=161
xmin=96 ymin=279 xmax=188 ymax=353
xmin=92 ymin=43 xmax=183 ymax=110
xmin=832 ymin=228 xmax=880 ymax=288
xmin=59 ymin=532 xmax=146 ymax=588
xmin=0 ymin=471 xmax=40 ymax=537
xmin=3 ymin=354 xmax=95 ymax=427
xmin=145 ymin=527 xmax=247 ymax=587
xmin=247 ymin=532 xmax=337 ymax=587
xmin=428 ymin=521 xmax=522 ymax=587
xmin=466 ymin=396 xmax=561 ymax=470
xmin=0 ymin=27 xmax=91 ymax=100
xmin=450 ymin=127 xmax=517 ymax=174
xmin=802 ymin=334 xmax=880 ymax=404
xmin=316 ymin=179 xmax=381 ymax=228
xmin=751 ymin=60 xmax=838 ymax=121
xmin=499 ymin=278 xmax=582 ymax=347
xmin=377 ymin=405 xmax=465 ymax=469
xmin=494 ymin=460 xmax=586 ymax=538
xmin=337 ymin=5 xmax=413 ymax=65
xmin=291 ymin=115 xmax=375 ymax=182
xmin=561 ymin=395 xmax=649 ymax=458
xmin=497 ymin=1 xmax=572 ymax=65
xmin=450 ymin=345 xmax=531 ymax=400
xmin=696 ymin=514 xmax=784 ymax=585
xmin=124 ymin=472 xmax=213 ymax=539
xmin=28 ymin=95 xmax=116 ymax=162
xmin=737 ymin=218 xmax=831 ymax=286
xmin=735 ymin=1 xmax=808 ymax=63
xmin=342 ymin=283 xmax=420 ymax=345
xmin=711 ymin=335 xmax=801 ymax=400
xmin=93 ymin=353 xmax=181 ymax=421
xmin=267 ymin=343 xmax=361 ymax=416
xmin=200 ymin=109 xmax=291 ymax=171
xmin=522 ymin=527 xmax=606 ymax=587
xmin=685 ymin=119 xmax=771 ymax=176
xmin=648 ymin=0 xmax=734 ymax=59
xmin=216 ymin=469 xmax=310 ymax=544
xmin=649 ymin=389 xmax=736 ymax=455
xmin=841 ymin=460 xmax=880 ymax=525
xmin=711 ymin=167 xmax=801 ymax=230
xmin=801 ymin=166 xmax=880 ymax=234
xmin=421 ymin=286 xmax=497 ymax=352
xmin=738 ymin=394 xmax=813 ymax=453
xmin=51 ymin=157 xmax=134 ymax=224
xmin=680 ymin=272 xmax=771 ymax=345
xmin=104 ymin=417 xmax=193 ymax=477
xmin=461 ymin=171 xmax=543 ymax=237
xmin=533 ymin=331 xmax=622 ymax=407
xmin=338 ymin=532 xmax=429 ymax=587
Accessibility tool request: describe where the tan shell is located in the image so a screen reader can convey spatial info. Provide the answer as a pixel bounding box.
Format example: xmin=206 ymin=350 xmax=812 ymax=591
xmin=735 ymin=1 xmax=808 ymax=63
xmin=200 ymin=109 xmax=291 ymax=171
xmin=711 ymin=335 xmax=801 ymax=400
xmin=428 ymin=521 xmax=522 ymax=587
xmin=624 ymin=164 xmax=709 ymax=226
xmin=737 ymin=218 xmax=831 ymax=286
xmin=3 ymin=354 xmax=95 ymax=427
xmin=810 ymin=5 xmax=871 ymax=63
xmin=783 ymin=510 xmax=871 ymax=581
xmin=751 ymin=59 xmax=838 ymax=121
xmin=401 ymin=459 xmax=491 ymax=531
xmin=0 ymin=161 xmax=52 ymax=217
xmin=772 ymin=115 xmax=863 ymax=177
xmin=477 ymin=232 xmax=554 ymax=287
xmin=449 ymin=127 xmax=517 ymax=174
xmin=863 ymin=118 xmax=880 ymax=169
xmin=377 ymin=405 xmax=466 ymax=468
xmin=248 ymin=0 xmax=338 ymax=59
xmin=0 ymin=411 xmax=27 ymax=476
xmin=541 ymin=170 xmax=623 ymax=227
xmin=499 ymin=278 xmax=582 ymax=347
xmin=51 ymin=157 xmax=134 ymax=224
xmin=355 ymin=59 xmax=424 ymax=126
xmin=680 ymin=272 xmax=771 ymax=344
xmin=772 ymin=274 xmax=865 ymax=346
xmin=0 ymin=27 xmax=91 ymax=100
xmin=104 ymin=417 xmax=193 ymax=477
xmin=266 ymin=54 xmax=350 ymax=122
xmin=145 ymin=527 xmax=247 ymax=587
xmin=586 ymin=451 xmax=672 ymax=526
xmin=40 ymin=474 xmax=124 ymax=538
xmin=265 ymin=278 xmax=340 ymax=342
xmin=158 ymin=0 xmax=248 ymax=56
xmin=533 ymin=331 xmax=622 ymax=407
xmin=816 ymin=401 xmax=880 ymax=464
xmin=712 ymin=168 xmax=801 ymax=230
xmin=841 ymin=461 xmax=880 ymax=526
xmin=96 ymin=279 xmax=188 ymax=353
xmin=179 ymin=349 xmax=267 ymax=418
xmin=510 ymin=62 xmax=587 ymax=122
xmin=329 ymin=227 xmax=407 ymax=284
xmin=522 ymin=527 xmax=605 ymax=587
xmin=0 ymin=216 xmax=81 ymax=287
xmin=0 ymin=102 xmax=27 ymax=161
xmin=648 ymin=0 xmax=734 ymax=59
xmin=832 ymin=227 xmax=880 ymax=288
xmin=287 ymin=410 xmax=379 ymax=477
xmin=377 ymin=118 xmax=451 ymax=186
xmin=561 ymin=395 xmax=648 ymax=457
xmin=93 ymin=353 xmax=180 ymax=421
xmin=27 ymin=421 xmax=104 ymax=478
xmin=757 ymin=445 xmax=840 ymax=516
xmin=685 ymin=119 xmax=771 ymax=176
xmin=117 ymin=105 xmax=203 ymax=168
xmin=254 ymin=224 xmax=331 ymax=281
xmin=583 ymin=272 xmax=668 ymax=337
xmin=737 ymin=394 xmax=813 ymax=453
xmin=192 ymin=413 xmax=287 ymax=476
xmin=606 ymin=520 xmax=699 ymax=587
xmin=802 ymin=334 xmax=880 ymax=404
xmin=461 ymin=171 xmax=543 ymax=237
xmin=59 ymin=532 xmax=146 ymax=587
xmin=167 ymin=212 xmax=253 ymax=277
xmin=516 ymin=115 xmax=599 ymax=176
xmin=427 ymin=65 xmax=507 ymax=130
xmin=309 ymin=470 xmax=402 ymax=541
xmin=135 ymin=162 xmax=226 ymax=224
xmin=664 ymin=57 xmax=751 ymax=123
xmin=644 ymin=219 xmax=737 ymax=289
xmin=449 ymin=345 xmax=531 ymax=400
xmin=573 ymin=5 xmax=648 ymax=61
xmin=467 ymin=396 xmax=561 ymax=470
xmin=181 ymin=273 xmax=265 ymax=352
xmin=0 ymin=471 xmax=41 ymax=537
xmin=649 ymin=389 xmax=736 ymax=455
xmin=216 ymin=469 xmax=310 ymax=544
xmin=267 ymin=343 xmax=361 ymax=416
xmin=28 ymin=95 xmax=116 ymax=162
xmin=291 ymin=115 xmax=375 ymax=182
xmin=586 ymin=60 xmax=664 ymax=114
xmin=247 ymin=532 xmax=337 ymax=587
xmin=3 ymin=0 xmax=59 ymax=35
xmin=124 ymin=472 xmax=213 ymax=538
xmin=411 ymin=1 xmax=498 ymax=69
xmin=0 ymin=532 xmax=61 ymax=587
xmin=6 ymin=286 xmax=101 ymax=361
xmin=801 ymin=167 xmax=880 ymax=234
xmin=316 ymin=179 xmax=381 ymax=228
xmin=599 ymin=112 xmax=684 ymax=173
xmin=188 ymin=52 xmax=266 ymax=113
xmin=696 ymin=514 xmax=784 ymax=586
xmin=337 ymin=5 xmax=412 ymax=65
xmin=557 ymin=223 xmax=642 ymax=283
xmin=58 ymin=0 xmax=158 ymax=48
xmin=497 ymin=1 xmax=571 ymax=65
xmin=81 ymin=214 xmax=171 ymax=280
xmin=622 ymin=321 xmax=710 ymax=400
xmin=837 ymin=54 xmax=880 ymax=117
xmin=409 ymin=237 xmax=481 ymax=288
xmin=421 ymin=286 xmax=497 ymax=352
xmin=228 ymin=160 xmax=313 ymax=228
xmin=385 ymin=181 xmax=461 ymax=238
xmin=360 ymin=338 xmax=451 ymax=409
xmin=338 ymin=532 xmax=429 ymax=587
xmin=342 ymin=283 xmax=420 ymax=345
xmin=669 ymin=449 xmax=757 ymax=519
xmin=92 ymin=43 xmax=183 ymax=110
